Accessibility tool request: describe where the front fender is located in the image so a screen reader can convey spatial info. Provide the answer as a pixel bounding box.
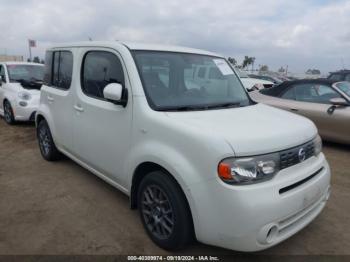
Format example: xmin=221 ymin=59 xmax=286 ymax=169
xmin=126 ymin=141 xmax=204 ymax=237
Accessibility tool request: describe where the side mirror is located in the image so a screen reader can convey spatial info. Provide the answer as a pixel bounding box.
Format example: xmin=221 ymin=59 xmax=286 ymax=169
xmin=330 ymin=97 xmax=348 ymax=106
xmin=327 ymin=97 xmax=349 ymax=114
xmin=103 ymin=83 xmax=128 ymax=107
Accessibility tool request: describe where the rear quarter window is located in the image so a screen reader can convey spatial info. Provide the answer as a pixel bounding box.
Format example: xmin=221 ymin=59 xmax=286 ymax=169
xmin=44 ymin=50 xmax=73 ymax=90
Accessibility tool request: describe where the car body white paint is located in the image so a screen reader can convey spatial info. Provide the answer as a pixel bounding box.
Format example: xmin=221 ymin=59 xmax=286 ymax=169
xmin=36 ymin=41 xmax=331 ymax=251
xmin=0 ymin=62 xmax=43 ymax=121
xmin=234 ymin=68 xmax=274 ymax=91
xmin=240 ymin=77 xmax=274 ymax=91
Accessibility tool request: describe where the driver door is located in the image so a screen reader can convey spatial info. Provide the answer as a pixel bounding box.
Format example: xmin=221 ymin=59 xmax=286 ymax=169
xmin=290 ymin=83 xmax=348 ymax=141
xmin=72 ymin=48 xmax=132 ymax=187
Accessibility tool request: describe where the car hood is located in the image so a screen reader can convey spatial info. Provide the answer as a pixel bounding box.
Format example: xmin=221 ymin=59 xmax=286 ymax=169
xmin=240 ymin=77 xmax=273 ymax=90
xmin=9 ymin=83 xmax=41 ymax=96
xmin=165 ymin=103 xmax=317 ymax=156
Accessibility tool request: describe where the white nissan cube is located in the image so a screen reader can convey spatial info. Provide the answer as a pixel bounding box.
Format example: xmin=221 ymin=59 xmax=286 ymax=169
xmin=0 ymin=62 xmax=44 ymax=124
xmin=36 ymin=42 xmax=331 ymax=252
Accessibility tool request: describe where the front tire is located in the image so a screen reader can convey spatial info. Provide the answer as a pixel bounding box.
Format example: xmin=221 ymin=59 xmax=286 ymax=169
xmin=137 ymin=171 xmax=193 ymax=250
xmin=37 ymin=119 xmax=61 ymax=161
xmin=3 ymin=100 xmax=15 ymax=125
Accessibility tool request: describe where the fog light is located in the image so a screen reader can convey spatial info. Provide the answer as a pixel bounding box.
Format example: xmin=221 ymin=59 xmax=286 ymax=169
xmin=19 ymin=101 xmax=27 ymax=107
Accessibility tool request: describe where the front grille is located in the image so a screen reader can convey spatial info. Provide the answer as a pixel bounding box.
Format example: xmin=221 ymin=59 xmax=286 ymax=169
xmin=280 ymin=141 xmax=315 ymax=170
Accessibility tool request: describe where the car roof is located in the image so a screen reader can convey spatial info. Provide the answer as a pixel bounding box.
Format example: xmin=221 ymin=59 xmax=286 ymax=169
xmin=329 ymin=69 xmax=350 ymax=75
xmin=48 ymin=41 xmax=223 ymax=57
xmin=1 ymin=62 xmax=44 ymax=66
xmin=261 ymin=78 xmax=337 ymax=97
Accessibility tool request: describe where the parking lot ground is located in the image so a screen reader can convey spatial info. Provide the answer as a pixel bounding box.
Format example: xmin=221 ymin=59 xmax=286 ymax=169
xmin=0 ymin=119 xmax=349 ymax=256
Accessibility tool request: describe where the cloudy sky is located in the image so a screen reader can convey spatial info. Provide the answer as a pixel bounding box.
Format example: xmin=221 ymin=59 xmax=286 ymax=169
xmin=0 ymin=0 xmax=349 ymax=74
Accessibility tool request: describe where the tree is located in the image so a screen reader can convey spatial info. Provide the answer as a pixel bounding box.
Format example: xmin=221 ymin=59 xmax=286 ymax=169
xmin=242 ymin=56 xmax=255 ymax=69
xmin=306 ymin=69 xmax=321 ymax=75
xmin=33 ymin=56 xmax=40 ymax=63
xmin=227 ymin=57 xmax=237 ymax=66
xmin=27 ymin=58 xmax=31 ymax=62
xmin=250 ymin=57 xmax=256 ymax=71
xmin=40 ymin=59 xmax=45 ymax=64
xmin=260 ymin=65 xmax=269 ymax=72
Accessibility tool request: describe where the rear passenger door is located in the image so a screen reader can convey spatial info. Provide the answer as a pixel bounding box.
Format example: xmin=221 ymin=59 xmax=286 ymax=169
xmin=73 ymin=48 xmax=132 ymax=186
xmin=42 ymin=50 xmax=74 ymax=152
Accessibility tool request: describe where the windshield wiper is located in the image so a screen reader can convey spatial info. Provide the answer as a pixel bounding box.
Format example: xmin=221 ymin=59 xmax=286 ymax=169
xmin=206 ymin=102 xmax=242 ymax=109
xmin=159 ymin=105 xmax=206 ymax=111
xmin=158 ymin=102 xmax=243 ymax=111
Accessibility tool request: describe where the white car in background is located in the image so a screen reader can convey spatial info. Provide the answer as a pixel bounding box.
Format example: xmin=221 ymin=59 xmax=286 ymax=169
xmin=235 ymin=68 xmax=274 ymax=91
xmin=0 ymin=62 xmax=44 ymax=124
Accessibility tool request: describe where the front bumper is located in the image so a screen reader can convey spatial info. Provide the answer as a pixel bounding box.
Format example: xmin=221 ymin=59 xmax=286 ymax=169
xmin=13 ymin=96 xmax=40 ymax=121
xmin=190 ymin=153 xmax=331 ymax=251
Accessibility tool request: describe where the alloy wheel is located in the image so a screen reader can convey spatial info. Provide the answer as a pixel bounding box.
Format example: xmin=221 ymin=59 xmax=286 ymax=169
xmin=4 ymin=102 xmax=13 ymax=123
xmin=38 ymin=125 xmax=51 ymax=156
xmin=141 ymin=185 xmax=175 ymax=239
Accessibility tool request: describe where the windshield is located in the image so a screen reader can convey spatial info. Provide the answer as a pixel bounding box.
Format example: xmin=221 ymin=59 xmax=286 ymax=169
xmin=133 ymin=51 xmax=251 ymax=111
xmin=335 ymin=82 xmax=350 ymax=97
xmin=235 ymin=68 xmax=249 ymax=78
xmin=7 ymin=64 xmax=44 ymax=83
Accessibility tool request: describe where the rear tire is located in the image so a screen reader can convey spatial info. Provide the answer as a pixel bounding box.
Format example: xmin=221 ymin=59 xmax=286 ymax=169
xmin=37 ymin=119 xmax=61 ymax=161
xmin=3 ymin=100 xmax=15 ymax=125
xmin=137 ymin=171 xmax=193 ymax=250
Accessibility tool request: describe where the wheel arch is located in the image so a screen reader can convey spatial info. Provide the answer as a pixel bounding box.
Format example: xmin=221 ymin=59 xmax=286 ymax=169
xmin=35 ymin=113 xmax=46 ymax=126
xmin=130 ymin=161 xmax=196 ymax=238
xmin=132 ymin=163 xmax=183 ymax=206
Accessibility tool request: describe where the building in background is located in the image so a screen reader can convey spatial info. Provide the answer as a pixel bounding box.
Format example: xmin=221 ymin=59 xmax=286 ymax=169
xmin=0 ymin=55 xmax=24 ymax=62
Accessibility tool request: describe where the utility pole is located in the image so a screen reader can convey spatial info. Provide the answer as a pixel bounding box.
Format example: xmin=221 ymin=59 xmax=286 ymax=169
xmin=28 ymin=44 xmax=32 ymax=61
xmin=28 ymin=39 xmax=36 ymax=62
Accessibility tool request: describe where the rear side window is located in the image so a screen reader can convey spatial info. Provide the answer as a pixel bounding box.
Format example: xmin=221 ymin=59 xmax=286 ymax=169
xmin=43 ymin=51 xmax=53 ymax=85
xmin=0 ymin=65 xmax=6 ymax=82
xmin=329 ymin=73 xmax=343 ymax=81
xmin=294 ymin=84 xmax=341 ymax=104
xmin=81 ymin=51 xmax=124 ymax=99
xmin=345 ymin=74 xmax=350 ymax=81
xmin=53 ymin=51 xmax=73 ymax=90
xmin=281 ymin=87 xmax=296 ymax=100
xmin=44 ymin=50 xmax=73 ymax=90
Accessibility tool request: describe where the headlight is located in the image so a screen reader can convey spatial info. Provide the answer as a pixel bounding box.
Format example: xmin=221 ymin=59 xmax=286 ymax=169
xmin=313 ymin=135 xmax=322 ymax=156
xmin=218 ymin=152 xmax=280 ymax=185
xmin=18 ymin=92 xmax=32 ymax=101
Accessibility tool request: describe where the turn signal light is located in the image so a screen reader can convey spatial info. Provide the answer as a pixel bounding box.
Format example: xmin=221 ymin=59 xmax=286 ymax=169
xmin=218 ymin=162 xmax=233 ymax=180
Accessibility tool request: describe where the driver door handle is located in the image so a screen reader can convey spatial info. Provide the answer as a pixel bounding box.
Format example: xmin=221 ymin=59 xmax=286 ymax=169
xmin=74 ymin=105 xmax=84 ymax=112
xmin=290 ymin=108 xmax=298 ymax=112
